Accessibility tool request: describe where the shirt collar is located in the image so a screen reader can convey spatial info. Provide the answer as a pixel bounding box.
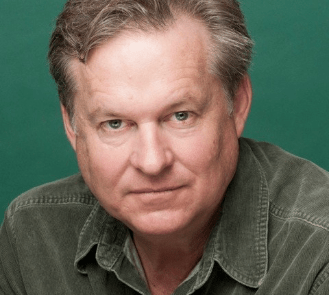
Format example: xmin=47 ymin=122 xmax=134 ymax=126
xmin=212 ymin=138 xmax=269 ymax=288
xmin=75 ymin=138 xmax=269 ymax=288
xmin=75 ymin=202 xmax=128 ymax=274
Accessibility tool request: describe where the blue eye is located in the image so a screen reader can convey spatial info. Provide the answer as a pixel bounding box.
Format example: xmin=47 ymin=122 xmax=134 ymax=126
xmin=174 ymin=112 xmax=189 ymax=121
xmin=107 ymin=119 xmax=122 ymax=129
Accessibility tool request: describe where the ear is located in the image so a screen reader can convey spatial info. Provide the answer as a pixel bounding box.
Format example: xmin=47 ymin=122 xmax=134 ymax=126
xmin=61 ymin=104 xmax=77 ymax=151
xmin=233 ymin=75 xmax=252 ymax=138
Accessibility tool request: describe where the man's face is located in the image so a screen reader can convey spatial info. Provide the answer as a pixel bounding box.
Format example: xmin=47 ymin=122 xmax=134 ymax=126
xmin=63 ymin=16 xmax=250 ymax=237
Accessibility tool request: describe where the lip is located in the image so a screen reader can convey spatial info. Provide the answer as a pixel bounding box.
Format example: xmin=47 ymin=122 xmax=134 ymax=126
xmin=129 ymin=186 xmax=184 ymax=194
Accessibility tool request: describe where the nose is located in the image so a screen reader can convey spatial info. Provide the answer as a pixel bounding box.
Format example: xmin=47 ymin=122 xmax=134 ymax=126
xmin=130 ymin=124 xmax=174 ymax=175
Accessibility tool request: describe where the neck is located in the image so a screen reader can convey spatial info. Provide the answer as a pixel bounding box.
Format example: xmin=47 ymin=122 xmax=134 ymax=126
xmin=132 ymin=211 xmax=220 ymax=295
xmin=134 ymin=232 xmax=206 ymax=295
xmin=134 ymin=230 xmax=206 ymax=270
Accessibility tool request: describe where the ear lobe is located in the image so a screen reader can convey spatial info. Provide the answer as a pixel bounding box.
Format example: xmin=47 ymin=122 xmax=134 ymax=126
xmin=233 ymin=75 xmax=252 ymax=138
xmin=61 ymin=104 xmax=77 ymax=151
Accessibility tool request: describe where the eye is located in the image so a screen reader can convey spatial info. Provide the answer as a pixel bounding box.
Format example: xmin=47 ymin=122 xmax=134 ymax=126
xmin=174 ymin=111 xmax=189 ymax=121
xmin=165 ymin=111 xmax=197 ymax=129
xmin=106 ymin=119 xmax=124 ymax=130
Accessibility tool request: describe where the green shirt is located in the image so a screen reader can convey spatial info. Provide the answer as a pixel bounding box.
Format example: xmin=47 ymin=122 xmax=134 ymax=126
xmin=1 ymin=138 xmax=329 ymax=294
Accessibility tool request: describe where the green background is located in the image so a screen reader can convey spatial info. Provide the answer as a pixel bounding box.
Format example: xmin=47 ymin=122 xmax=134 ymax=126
xmin=1 ymin=1 xmax=328 ymax=220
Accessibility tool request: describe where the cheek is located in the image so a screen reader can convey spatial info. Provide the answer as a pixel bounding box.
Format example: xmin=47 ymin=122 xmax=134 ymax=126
xmin=172 ymin=129 xmax=221 ymax=171
xmin=75 ymin=136 xmax=129 ymax=194
xmin=173 ymin=122 xmax=239 ymax=184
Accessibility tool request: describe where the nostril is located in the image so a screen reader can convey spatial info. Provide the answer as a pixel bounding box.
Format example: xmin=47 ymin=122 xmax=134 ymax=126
xmin=130 ymin=145 xmax=174 ymax=176
xmin=135 ymin=148 xmax=169 ymax=175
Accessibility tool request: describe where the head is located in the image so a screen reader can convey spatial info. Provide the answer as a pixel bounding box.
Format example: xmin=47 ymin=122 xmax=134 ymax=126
xmin=49 ymin=0 xmax=253 ymax=239
xmin=48 ymin=0 xmax=253 ymax=121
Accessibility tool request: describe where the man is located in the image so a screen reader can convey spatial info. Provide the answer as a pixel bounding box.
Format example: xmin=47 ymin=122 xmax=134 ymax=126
xmin=1 ymin=0 xmax=329 ymax=294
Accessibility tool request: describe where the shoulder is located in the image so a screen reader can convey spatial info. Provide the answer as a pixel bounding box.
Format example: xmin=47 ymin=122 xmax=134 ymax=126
xmin=0 ymin=175 xmax=98 ymax=294
xmin=241 ymin=137 xmax=329 ymax=231
xmin=2 ymin=174 xmax=97 ymax=256
xmin=6 ymin=173 xmax=97 ymax=219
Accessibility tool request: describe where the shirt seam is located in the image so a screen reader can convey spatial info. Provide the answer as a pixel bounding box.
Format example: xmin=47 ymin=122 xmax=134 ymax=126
xmin=190 ymin=234 xmax=217 ymax=292
xmin=269 ymin=202 xmax=329 ymax=232
xmin=210 ymin=139 xmax=269 ymax=288
xmin=75 ymin=203 xmax=104 ymax=273
xmin=309 ymin=265 xmax=329 ymax=295
xmin=10 ymin=194 xmax=96 ymax=213
xmin=241 ymin=137 xmax=269 ymax=284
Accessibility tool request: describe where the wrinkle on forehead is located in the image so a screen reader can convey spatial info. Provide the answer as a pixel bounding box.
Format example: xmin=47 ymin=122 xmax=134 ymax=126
xmin=69 ymin=14 xmax=220 ymax=121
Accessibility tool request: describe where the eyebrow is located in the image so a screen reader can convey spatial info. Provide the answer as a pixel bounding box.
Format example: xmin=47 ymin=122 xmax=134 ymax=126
xmin=164 ymin=95 xmax=211 ymax=112
xmin=86 ymin=92 xmax=211 ymax=124
xmin=87 ymin=107 xmax=121 ymax=124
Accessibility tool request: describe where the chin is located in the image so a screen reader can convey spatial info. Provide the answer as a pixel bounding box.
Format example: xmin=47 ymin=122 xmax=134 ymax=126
xmin=126 ymin=210 xmax=191 ymax=237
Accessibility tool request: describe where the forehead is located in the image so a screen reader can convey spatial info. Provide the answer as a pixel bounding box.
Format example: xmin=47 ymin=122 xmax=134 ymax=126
xmin=75 ymin=16 xmax=210 ymax=76
xmin=70 ymin=15 xmax=218 ymax=115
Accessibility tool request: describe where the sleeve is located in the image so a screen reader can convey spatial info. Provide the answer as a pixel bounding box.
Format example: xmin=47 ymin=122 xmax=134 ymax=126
xmin=0 ymin=209 xmax=27 ymax=295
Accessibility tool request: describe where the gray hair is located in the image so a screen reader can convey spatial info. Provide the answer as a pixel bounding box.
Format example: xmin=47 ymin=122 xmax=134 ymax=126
xmin=48 ymin=0 xmax=253 ymax=120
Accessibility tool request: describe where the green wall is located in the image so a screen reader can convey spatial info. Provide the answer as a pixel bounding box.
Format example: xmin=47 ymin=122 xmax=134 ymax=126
xmin=1 ymin=1 xmax=328 ymax=220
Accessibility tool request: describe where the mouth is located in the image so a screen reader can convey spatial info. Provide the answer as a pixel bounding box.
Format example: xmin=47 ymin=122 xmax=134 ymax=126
xmin=127 ymin=185 xmax=187 ymax=208
xmin=130 ymin=186 xmax=183 ymax=195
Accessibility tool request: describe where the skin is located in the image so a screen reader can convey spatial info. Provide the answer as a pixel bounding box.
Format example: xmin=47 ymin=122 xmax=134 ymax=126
xmin=62 ymin=15 xmax=252 ymax=295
